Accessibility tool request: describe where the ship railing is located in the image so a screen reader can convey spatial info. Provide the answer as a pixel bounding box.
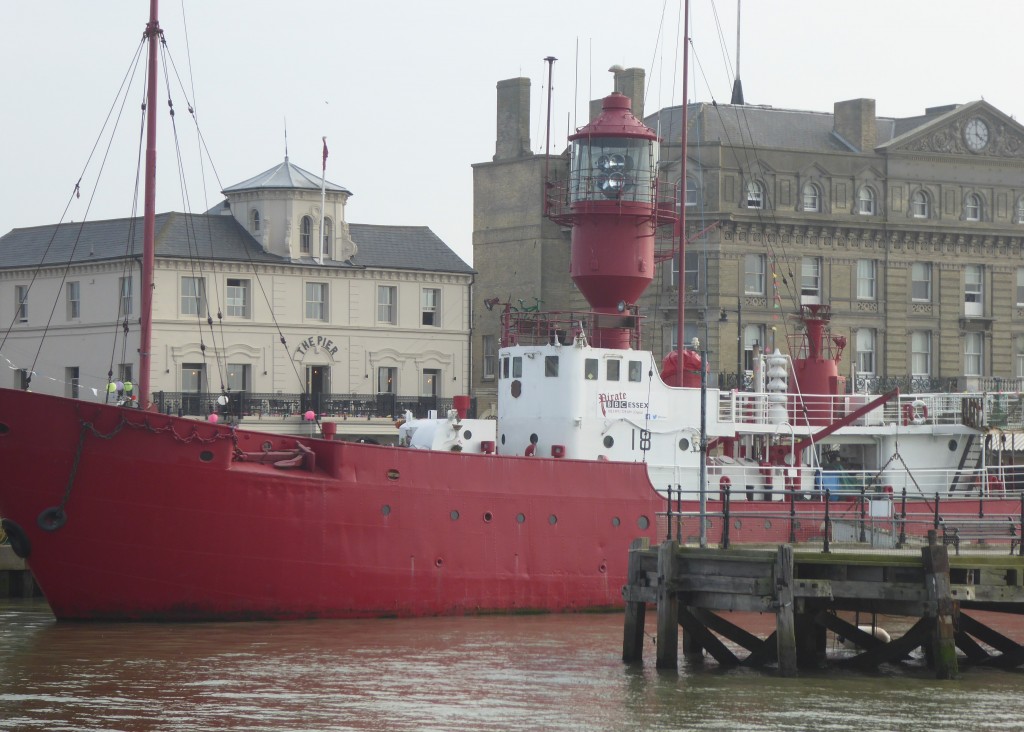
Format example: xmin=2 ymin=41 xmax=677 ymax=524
xmin=657 ymin=483 xmax=1024 ymax=555
xmin=716 ymin=389 xmax=1021 ymax=429
xmin=500 ymin=308 xmax=643 ymax=350
xmin=151 ymin=391 xmax=477 ymax=421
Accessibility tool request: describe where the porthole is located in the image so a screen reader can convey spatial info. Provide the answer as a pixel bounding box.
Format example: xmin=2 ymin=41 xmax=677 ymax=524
xmin=599 ymin=563 xmax=608 ymax=574
xmin=637 ymin=515 xmax=650 ymax=530
xmin=435 ymin=558 xmax=444 ymax=568
xmin=261 ymin=441 xmax=273 ymax=452
xmin=948 ymin=439 xmax=958 ymax=452
xmin=199 ymin=450 xmax=214 ymax=462
xmin=386 ymin=469 xmax=400 ymax=481
xmin=516 ymin=513 xmax=526 ymax=524
xmin=483 ymin=511 xmax=493 ymax=523
xmin=501 ymin=434 xmax=506 ymax=446
xmin=734 ymin=519 xmax=742 ymax=529
xmin=611 ymin=517 xmax=621 ymax=527
xmin=764 ymin=520 xmax=772 ymax=529
xmin=678 ymin=437 xmax=690 ymax=451
xmin=603 ymin=435 xmax=614 ymax=448
xmin=450 ymin=510 xmax=460 ymax=521
xmin=381 ymin=505 xmax=391 ymax=516
xmin=463 ymin=429 xmax=473 ymax=440
xmin=549 ymin=514 xmax=558 ymax=525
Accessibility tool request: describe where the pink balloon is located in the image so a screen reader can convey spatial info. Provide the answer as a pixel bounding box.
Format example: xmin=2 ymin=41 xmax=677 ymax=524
xmin=304 ymin=410 xmax=316 ymax=421
xmin=208 ymin=413 xmax=219 ymax=423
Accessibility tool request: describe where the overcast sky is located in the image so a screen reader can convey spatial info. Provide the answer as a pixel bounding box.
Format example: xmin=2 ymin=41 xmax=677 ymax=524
xmin=2 ymin=1 xmax=1021 ymax=267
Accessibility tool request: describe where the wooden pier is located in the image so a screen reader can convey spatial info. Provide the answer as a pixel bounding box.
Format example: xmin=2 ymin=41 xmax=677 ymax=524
xmin=622 ymin=535 xmax=1024 ymax=677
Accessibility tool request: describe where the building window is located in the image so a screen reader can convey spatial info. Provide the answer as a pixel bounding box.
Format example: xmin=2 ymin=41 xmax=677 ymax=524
xmin=118 ymin=363 xmax=133 ymax=383
xmin=226 ymin=363 xmax=250 ymax=391
xmin=65 ymin=367 xmax=80 ymax=399
xmin=300 ymin=216 xmax=312 ymax=253
xmin=911 ymin=263 xmax=931 ymax=302
xmin=802 ymin=182 xmax=820 ymax=212
xmin=745 ymin=180 xmax=764 ymax=209
xmin=421 ymin=288 xmax=440 ymax=327
xmin=964 ymin=332 xmax=984 ymax=377
xmin=482 ymin=334 xmax=496 ymax=380
xmin=742 ymin=324 xmax=765 ymax=371
xmin=15 ymin=285 xmax=28 ymax=322
xmin=856 ymin=329 xmax=876 ymax=375
xmin=119 ymin=276 xmax=132 ymax=316
xmin=1016 ymin=197 xmax=1024 ymax=224
xmin=66 ymin=281 xmax=80 ymax=320
xmin=422 ymin=368 xmax=440 ymax=397
xmin=745 ymin=254 xmax=765 ymax=296
xmin=801 ymin=257 xmax=821 ymax=303
xmin=305 ymin=282 xmax=328 ymax=321
xmin=181 ymin=276 xmax=207 ymax=317
xmin=684 ymin=251 xmax=702 ymax=293
xmin=911 ymin=331 xmax=931 ymax=377
xmin=1016 ymin=336 xmax=1024 ymax=379
xmin=377 ymin=366 xmax=396 ymax=394
xmin=964 ymin=264 xmax=983 ymax=317
xmin=322 ymin=217 xmax=332 ymax=258
xmin=964 ymin=193 xmax=981 ymax=222
xmin=378 ymin=285 xmax=397 ymax=324
xmin=911 ymin=190 xmax=929 ymax=218
xmin=17 ymin=369 xmax=29 ymax=389
xmin=685 ymin=177 xmax=698 ymax=207
xmin=226 ymin=278 xmax=250 ymax=318
xmin=856 ymin=259 xmax=876 ymax=300
xmin=857 ymin=186 xmax=876 ymax=215
xmin=1017 ymin=268 xmax=1024 ymax=307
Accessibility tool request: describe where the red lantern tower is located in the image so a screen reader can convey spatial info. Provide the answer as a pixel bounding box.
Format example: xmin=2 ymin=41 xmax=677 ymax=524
xmin=560 ymin=92 xmax=670 ymax=349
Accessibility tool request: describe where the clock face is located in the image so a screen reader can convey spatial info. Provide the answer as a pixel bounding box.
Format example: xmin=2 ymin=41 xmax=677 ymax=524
xmin=965 ymin=117 xmax=990 ymax=152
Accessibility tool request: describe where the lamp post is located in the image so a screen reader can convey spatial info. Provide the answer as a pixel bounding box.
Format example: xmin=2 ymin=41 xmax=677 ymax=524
xmin=719 ymin=296 xmax=743 ymax=388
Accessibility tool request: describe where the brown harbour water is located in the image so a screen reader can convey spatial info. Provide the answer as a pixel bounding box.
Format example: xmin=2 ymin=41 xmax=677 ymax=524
xmin=2 ymin=600 xmax=1024 ymax=731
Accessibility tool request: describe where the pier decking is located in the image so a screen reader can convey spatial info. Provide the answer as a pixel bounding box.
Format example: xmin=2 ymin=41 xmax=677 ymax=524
xmin=622 ymin=535 xmax=1024 ymax=677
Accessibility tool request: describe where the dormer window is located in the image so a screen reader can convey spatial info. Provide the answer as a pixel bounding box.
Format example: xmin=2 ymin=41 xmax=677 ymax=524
xmin=857 ymin=186 xmax=876 ymax=215
xmin=746 ymin=180 xmax=764 ymax=209
xmin=322 ymin=218 xmax=332 ymax=258
xmin=802 ymin=182 xmax=820 ymax=212
xmin=250 ymin=209 xmax=260 ymax=232
xmin=965 ymin=193 xmax=981 ymax=222
xmin=911 ymin=190 xmax=930 ymax=218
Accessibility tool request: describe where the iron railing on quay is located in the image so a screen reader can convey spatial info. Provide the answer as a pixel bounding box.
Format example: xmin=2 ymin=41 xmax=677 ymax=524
xmin=656 ymin=484 xmax=1024 ymax=556
xmin=151 ymin=391 xmax=477 ymax=421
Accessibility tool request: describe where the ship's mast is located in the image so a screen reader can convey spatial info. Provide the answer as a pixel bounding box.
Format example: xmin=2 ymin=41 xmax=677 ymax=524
xmin=139 ymin=0 xmax=160 ymax=408
xmin=675 ymin=0 xmax=690 ymax=387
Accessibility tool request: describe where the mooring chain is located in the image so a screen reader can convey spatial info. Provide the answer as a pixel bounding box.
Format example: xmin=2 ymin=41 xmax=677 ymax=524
xmin=37 ymin=422 xmax=93 ymax=533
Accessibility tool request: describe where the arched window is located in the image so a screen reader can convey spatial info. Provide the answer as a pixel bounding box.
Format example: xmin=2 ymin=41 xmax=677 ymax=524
xmin=802 ymin=182 xmax=820 ymax=212
xmin=965 ymin=193 xmax=981 ymax=222
xmin=857 ymin=186 xmax=876 ymax=215
xmin=745 ymin=180 xmax=764 ymax=209
xmin=250 ymin=209 xmax=261 ymax=232
xmin=911 ymin=190 xmax=929 ymax=218
xmin=1016 ymin=197 xmax=1024 ymax=224
xmin=300 ymin=216 xmax=312 ymax=253
xmin=322 ymin=217 xmax=332 ymax=256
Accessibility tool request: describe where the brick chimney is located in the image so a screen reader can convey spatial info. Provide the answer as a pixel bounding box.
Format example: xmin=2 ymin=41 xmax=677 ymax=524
xmin=833 ymin=99 xmax=876 ymax=152
xmin=589 ymin=67 xmax=647 ymax=122
xmin=494 ymin=78 xmax=531 ymax=161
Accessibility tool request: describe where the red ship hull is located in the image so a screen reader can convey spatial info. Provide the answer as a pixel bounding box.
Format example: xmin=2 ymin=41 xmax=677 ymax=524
xmin=1 ymin=388 xmax=1020 ymax=621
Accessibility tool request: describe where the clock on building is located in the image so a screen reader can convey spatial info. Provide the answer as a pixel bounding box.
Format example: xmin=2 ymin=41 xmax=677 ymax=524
xmin=964 ymin=117 xmax=990 ymax=152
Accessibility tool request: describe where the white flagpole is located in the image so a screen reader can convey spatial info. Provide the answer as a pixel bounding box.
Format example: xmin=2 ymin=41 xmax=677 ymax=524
xmin=318 ymin=136 xmax=328 ymax=265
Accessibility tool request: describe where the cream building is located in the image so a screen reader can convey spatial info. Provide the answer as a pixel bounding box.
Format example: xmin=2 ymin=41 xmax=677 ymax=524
xmin=0 ymin=158 xmax=475 ymax=422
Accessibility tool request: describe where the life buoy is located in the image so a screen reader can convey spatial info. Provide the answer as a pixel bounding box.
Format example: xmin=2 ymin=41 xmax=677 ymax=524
xmin=902 ymin=400 xmax=929 ymax=425
xmin=1 ymin=518 xmax=31 ymax=559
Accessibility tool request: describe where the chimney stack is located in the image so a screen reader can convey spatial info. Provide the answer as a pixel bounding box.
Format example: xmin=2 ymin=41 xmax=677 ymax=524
xmin=833 ymin=99 xmax=876 ymax=152
xmin=494 ymin=78 xmax=531 ymax=161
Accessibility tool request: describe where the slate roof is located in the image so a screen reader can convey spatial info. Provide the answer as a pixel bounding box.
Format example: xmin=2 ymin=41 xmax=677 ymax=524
xmin=0 ymin=214 xmax=474 ymax=275
xmin=222 ymin=158 xmax=352 ymax=195
xmin=0 ymin=213 xmax=285 ymax=268
xmin=644 ymin=103 xmax=959 ymax=153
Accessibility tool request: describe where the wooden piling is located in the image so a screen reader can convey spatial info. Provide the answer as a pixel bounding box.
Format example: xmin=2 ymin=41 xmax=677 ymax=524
xmin=621 ymin=538 xmax=651 ymax=664
xmin=774 ymin=545 xmax=798 ymax=677
xmin=921 ymin=541 xmax=958 ymax=678
xmin=655 ymin=540 xmax=679 ymax=669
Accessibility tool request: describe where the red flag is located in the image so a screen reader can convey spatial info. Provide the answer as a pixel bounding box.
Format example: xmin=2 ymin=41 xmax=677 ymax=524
xmin=322 ymin=137 xmax=328 ymax=171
